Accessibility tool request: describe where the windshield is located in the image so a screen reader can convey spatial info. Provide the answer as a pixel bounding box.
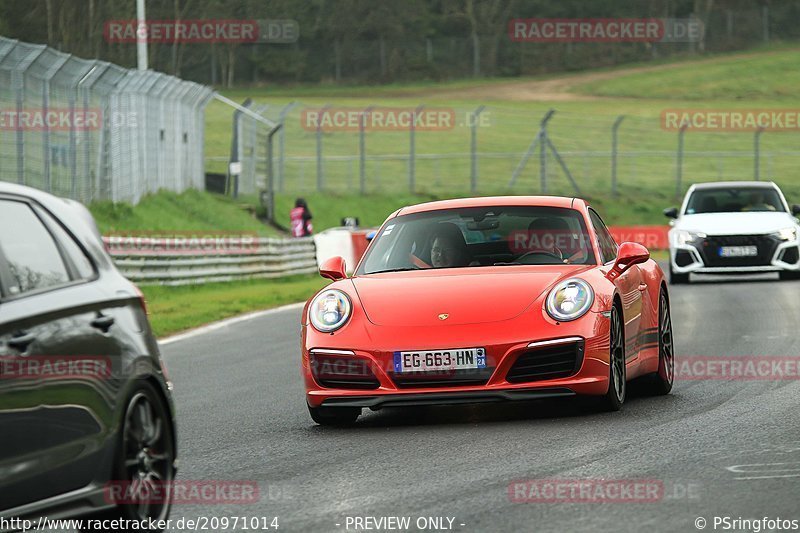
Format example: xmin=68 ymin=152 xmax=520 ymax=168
xmin=357 ymin=206 xmax=596 ymax=275
xmin=685 ymin=187 xmax=786 ymax=214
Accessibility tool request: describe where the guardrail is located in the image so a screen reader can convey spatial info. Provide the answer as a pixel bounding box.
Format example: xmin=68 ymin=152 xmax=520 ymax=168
xmin=104 ymin=236 xmax=317 ymax=286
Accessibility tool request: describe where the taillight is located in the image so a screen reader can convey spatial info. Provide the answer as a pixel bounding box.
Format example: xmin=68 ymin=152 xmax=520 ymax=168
xmin=133 ymin=284 xmax=149 ymax=315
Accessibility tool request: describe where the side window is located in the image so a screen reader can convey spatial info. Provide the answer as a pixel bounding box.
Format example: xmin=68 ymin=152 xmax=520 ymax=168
xmin=588 ymin=209 xmax=618 ymax=263
xmin=0 ymin=200 xmax=70 ymax=295
xmin=37 ymin=209 xmax=95 ymax=280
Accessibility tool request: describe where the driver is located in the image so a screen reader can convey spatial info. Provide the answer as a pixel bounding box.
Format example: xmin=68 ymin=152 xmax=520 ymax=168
xmin=429 ymin=223 xmax=471 ymax=268
xmin=526 ymin=217 xmax=573 ymax=262
xmin=742 ymin=191 xmax=776 ymax=212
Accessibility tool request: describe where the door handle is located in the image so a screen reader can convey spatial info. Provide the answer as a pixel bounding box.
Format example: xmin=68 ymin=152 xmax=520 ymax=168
xmin=91 ymin=314 xmax=115 ymax=332
xmin=8 ymin=331 xmax=36 ymax=351
xmin=638 ymin=283 xmax=648 ymax=292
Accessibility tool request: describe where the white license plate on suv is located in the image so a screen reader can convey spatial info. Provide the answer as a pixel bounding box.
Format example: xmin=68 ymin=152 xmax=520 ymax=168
xmin=719 ymin=246 xmax=758 ymax=258
xmin=393 ymin=348 xmax=486 ymax=373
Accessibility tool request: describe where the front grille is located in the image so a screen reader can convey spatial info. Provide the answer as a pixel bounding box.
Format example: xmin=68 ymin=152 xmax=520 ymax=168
xmin=310 ymin=353 xmax=380 ymax=390
xmin=779 ymin=246 xmax=800 ymax=265
xmin=506 ymin=340 xmax=584 ymax=383
xmin=391 ymin=369 xmax=493 ymax=388
xmin=697 ymin=234 xmax=778 ymax=267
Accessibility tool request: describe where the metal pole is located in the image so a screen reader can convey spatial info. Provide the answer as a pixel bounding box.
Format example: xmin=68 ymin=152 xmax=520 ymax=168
xmin=136 ymin=0 xmax=148 ymax=71
xmin=676 ymin=123 xmax=687 ymax=200
xmin=277 ymin=101 xmax=296 ymax=192
xmin=265 ymin=124 xmax=282 ymax=224
xmin=611 ymin=115 xmax=625 ymax=197
xmin=508 ymin=109 xmax=554 ymax=188
xmin=359 ymin=106 xmax=373 ymax=195
xmin=539 ymin=109 xmax=556 ymax=194
xmin=754 ymin=127 xmax=764 ymax=181
xmin=470 ymin=105 xmax=485 ymax=193
xmin=409 ymin=104 xmax=424 ymax=194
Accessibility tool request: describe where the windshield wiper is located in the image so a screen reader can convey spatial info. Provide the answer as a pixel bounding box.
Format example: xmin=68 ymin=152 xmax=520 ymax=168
xmin=368 ymin=267 xmax=421 ymax=274
xmin=493 ymin=261 xmax=522 ymax=266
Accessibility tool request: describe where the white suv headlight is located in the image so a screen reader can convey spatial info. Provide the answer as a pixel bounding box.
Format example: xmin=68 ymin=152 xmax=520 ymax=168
xmin=309 ymin=289 xmax=352 ymax=332
xmin=674 ymin=230 xmax=706 ymax=246
xmin=775 ymin=227 xmax=798 ymax=241
xmin=546 ymin=278 xmax=594 ymax=322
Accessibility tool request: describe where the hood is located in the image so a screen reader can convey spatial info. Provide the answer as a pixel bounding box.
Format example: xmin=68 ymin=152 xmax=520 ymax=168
xmin=675 ymin=212 xmax=797 ymax=236
xmin=351 ymin=266 xmax=591 ymax=327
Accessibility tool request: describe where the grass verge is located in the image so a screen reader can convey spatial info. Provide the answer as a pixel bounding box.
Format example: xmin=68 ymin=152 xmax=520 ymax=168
xmin=141 ymin=274 xmax=328 ymax=338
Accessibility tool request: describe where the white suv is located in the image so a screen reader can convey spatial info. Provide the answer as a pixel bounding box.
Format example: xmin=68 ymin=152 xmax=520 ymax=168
xmin=665 ymin=181 xmax=800 ymax=284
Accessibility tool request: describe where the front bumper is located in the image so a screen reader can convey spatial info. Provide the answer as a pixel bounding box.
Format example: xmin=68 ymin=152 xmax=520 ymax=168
xmin=670 ymin=234 xmax=800 ymax=275
xmin=303 ymin=314 xmax=614 ymax=409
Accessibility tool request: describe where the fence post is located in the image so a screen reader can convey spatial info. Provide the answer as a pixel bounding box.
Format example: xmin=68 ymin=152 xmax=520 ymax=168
xmin=277 ymin=101 xmax=296 ymax=192
xmin=316 ymin=103 xmax=329 ymax=192
xmin=539 ymin=110 xmax=555 ymax=194
xmin=754 ymin=127 xmax=764 ymax=181
xmin=470 ymin=105 xmax=486 ymax=194
xmin=359 ymin=106 xmax=373 ymax=195
xmin=409 ymin=104 xmax=424 ymax=193
xmin=264 ymin=123 xmax=282 ymax=224
xmin=676 ymin=123 xmax=687 ymax=200
xmin=611 ymin=115 xmax=625 ymax=197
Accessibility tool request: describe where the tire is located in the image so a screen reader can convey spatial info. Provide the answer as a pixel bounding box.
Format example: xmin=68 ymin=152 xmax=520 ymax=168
xmin=599 ymin=303 xmax=626 ymax=412
xmin=308 ymin=405 xmax=361 ymax=426
xmin=669 ymin=263 xmax=689 ymax=285
xmin=644 ymin=290 xmax=675 ymax=396
xmin=85 ymin=382 xmax=175 ymax=531
xmin=779 ymin=271 xmax=800 ymax=281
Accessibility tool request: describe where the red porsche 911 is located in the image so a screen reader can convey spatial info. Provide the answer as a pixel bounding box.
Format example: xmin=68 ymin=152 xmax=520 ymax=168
xmin=301 ymin=196 xmax=674 ymax=425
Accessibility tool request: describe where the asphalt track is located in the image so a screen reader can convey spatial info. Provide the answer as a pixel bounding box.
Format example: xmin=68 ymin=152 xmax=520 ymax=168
xmin=153 ymin=269 xmax=800 ymax=533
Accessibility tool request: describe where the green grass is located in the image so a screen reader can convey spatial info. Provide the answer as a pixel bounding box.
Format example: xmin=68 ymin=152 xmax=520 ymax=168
xmin=575 ymin=48 xmax=800 ymax=100
xmin=141 ymin=274 xmax=328 ymax=338
xmin=90 ymin=188 xmax=280 ymax=236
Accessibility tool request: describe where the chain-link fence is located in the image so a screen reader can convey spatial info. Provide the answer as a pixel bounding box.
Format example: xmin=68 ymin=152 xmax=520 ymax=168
xmin=0 ymin=35 xmax=213 ymax=204
xmin=223 ymin=101 xmax=800 ymax=204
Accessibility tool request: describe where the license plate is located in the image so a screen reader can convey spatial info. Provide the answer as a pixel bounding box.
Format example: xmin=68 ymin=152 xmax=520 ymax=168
xmin=393 ymin=348 xmax=486 ymax=373
xmin=719 ymin=246 xmax=758 ymax=257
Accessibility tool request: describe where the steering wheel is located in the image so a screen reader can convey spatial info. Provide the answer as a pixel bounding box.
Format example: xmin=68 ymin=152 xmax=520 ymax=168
xmin=516 ymin=250 xmax=564 ymax=264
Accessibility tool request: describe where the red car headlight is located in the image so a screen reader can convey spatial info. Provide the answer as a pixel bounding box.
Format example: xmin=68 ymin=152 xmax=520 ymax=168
xmin=309 ymin=289 xmax=352 ymax=332
xmin=546 ymin=278 xmax=594 ymax=322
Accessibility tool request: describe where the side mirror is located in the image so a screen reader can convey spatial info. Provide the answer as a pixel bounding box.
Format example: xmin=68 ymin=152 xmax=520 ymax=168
xmin=319 ymin=256 xmax=346 ymax=281
xmin=663 ymin=207 xmax=679 ymax=219
xmin=792 ymin=204 xmax=800 ymax=216
xmin=606 ymin=242 xmax=650 ymax=281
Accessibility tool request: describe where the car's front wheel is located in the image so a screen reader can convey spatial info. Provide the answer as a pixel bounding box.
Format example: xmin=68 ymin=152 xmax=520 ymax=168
xmin=599 ymin=303 xmax=626 ymax=412
xmin=308 ymin=405 xmax=361 ymax=426
xmin=644 ymin=290 xmax=675 ymax=395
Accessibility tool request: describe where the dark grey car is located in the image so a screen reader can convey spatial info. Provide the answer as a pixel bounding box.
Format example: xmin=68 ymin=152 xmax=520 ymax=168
xmin=0 ymin=183 xmax=176 ymax=529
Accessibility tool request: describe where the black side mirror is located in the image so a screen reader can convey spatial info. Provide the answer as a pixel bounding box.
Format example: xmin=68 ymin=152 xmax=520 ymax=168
xmin=792 ymin=204 xmax=800 ymax=216
xmin=663 ymin=207 xmax=679 ymax=219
